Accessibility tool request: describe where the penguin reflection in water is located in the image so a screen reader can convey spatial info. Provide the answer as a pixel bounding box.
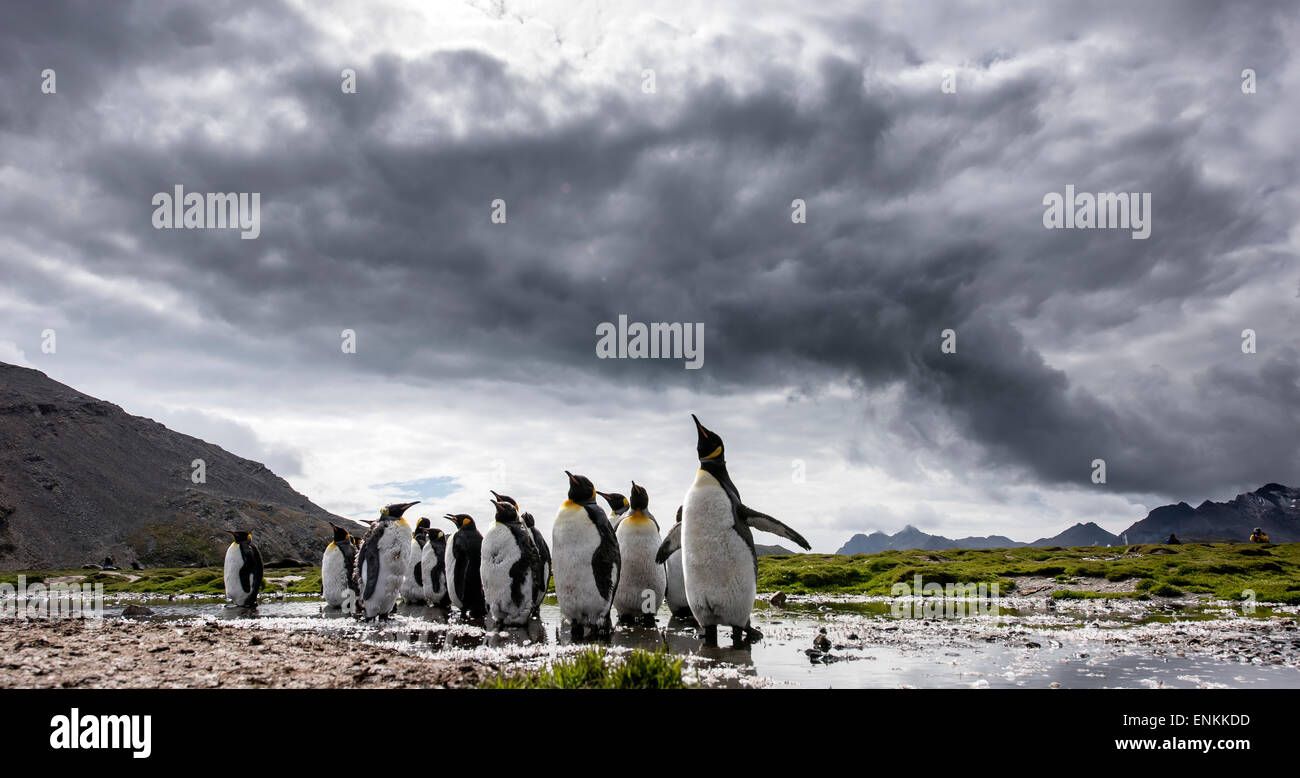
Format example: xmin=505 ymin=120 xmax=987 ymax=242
xmin=552 ymin=471 xmax=620 ymax=638
xmin=224 ymin=530 xmax=263 ymax=608
xmin=481 ymin=498 xmax=544 ymax=627
xmin=657 ymin=415 xmax=811 ymax=646
xmin=400 ymin=517 xmax=431 ymax=606
xmin=612 ymin=482 xmax=666 ymax=626
xmin=322 ymin=523 xmax=359 ymax=609
xmin=354 ymin=501 xmax=418 ymax=620
xmin=443 ymin=513 xmax=486 ymax=619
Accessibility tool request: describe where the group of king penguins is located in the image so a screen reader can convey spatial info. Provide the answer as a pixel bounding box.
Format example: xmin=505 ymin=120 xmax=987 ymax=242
xmin=224 ymin=414 xmax=811 ymax=646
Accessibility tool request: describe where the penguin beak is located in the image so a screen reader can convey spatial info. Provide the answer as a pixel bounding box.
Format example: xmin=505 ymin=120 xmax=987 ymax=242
xmin=565 ymin=470 xmax=577 ymax=484
xmin=692 ymin=413 xmax=708 ymax=436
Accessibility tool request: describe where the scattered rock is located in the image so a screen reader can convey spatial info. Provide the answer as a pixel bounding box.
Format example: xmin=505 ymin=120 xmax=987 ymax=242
xmin=769 ymin=591 xmax=787 ymax=606
xmin=813 ymin=628 xmax=832 ymax=652
xmin=120 ymin=605 xmax=153 ymax=617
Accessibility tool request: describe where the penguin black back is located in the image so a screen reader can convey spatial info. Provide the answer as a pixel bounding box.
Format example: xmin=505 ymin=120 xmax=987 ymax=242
xmin=230 ymin=530 xmax=263 ymax=600
xmin=446 ymin=513 xmax=485 ymax=615
xmin=330 ymin=524 xmax=359 ymax=593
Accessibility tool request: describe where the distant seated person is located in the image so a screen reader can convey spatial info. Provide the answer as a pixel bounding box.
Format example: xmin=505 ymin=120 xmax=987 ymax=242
xmin=1249 ymin=527 xmax=1270 ymax=544
xmin=1165 ymin=533 xmax=1180 ymax=545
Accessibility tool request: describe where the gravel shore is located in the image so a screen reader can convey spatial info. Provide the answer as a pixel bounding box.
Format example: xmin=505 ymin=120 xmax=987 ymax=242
xmin=0 ymin=618 xmax=492 ymax=689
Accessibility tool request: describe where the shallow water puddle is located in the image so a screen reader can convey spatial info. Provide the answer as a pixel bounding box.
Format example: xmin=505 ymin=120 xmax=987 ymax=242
xmin=100 ymin=596 xmax=1300 ymax=689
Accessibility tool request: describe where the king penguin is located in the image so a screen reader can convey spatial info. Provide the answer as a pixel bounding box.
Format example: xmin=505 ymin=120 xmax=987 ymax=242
xmin=443 ymin=513 xmax=486 ymax=618
xmin=481 ymin=498 xmax=543 ymax=627
xmin=322 ymin=523 xmax=359 ymax=609
xmin=522 ymin=511 xmax=550 ymax=615
xmin=354 ymin=501 xmax=418 ymax=619
xmin=401 ymin=517 xmax=431 ymax=605
xmin=224 ymin=530 xmax=263 ymax=608
xmin=613 ymin=482 xmax=666 ymax=625
xmin=492 ymin=491 xmax=550 ymax=613
xmin=663 ymin=506 xmax=692 ymax=619
xmin=598 ymin=490 xmax=630 ymax=529
xmin=422 ymin=527 xmax=450 ymax=607
xmin=552 ymin=471 xmax=620 ymax=638
xmin=656 ymin=415 xmax=811 ymax=645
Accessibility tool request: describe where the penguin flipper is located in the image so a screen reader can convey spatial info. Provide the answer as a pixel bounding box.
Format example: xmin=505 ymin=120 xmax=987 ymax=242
xmin=739 ymin=505 xmax=811 ymax=550
xmin=655 ymin=521 xmax=682 ymax=564
xmin=359 ymin=536 xmax=382 ymax=601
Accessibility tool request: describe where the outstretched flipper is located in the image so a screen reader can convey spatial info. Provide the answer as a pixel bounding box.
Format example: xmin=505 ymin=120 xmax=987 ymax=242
xmin=655 ymin=521 xmax=682 ymax=564
xmin=738 ymin=505 xmax=811 ymax=550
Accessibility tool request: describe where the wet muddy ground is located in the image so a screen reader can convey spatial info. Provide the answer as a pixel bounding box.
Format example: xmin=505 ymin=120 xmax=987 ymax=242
xmin=3 ymin=594 xmax=1298 ymax=688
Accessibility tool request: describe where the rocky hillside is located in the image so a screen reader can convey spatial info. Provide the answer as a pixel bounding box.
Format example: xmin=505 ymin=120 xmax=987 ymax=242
xmin=0 ymin=363 xmax=364 ymax=570
xmin=835 ymin=525 xmax=1024 ymax=555
xmin=834 ymin=486 xmax=1297 ymax=554
xmin=1120 ymin=484 xmax=1299 ymax=543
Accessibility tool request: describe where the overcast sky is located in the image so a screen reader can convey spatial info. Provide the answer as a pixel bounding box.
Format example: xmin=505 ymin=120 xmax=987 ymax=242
xmin=2 ymin=0 xmax=1297 ymax=551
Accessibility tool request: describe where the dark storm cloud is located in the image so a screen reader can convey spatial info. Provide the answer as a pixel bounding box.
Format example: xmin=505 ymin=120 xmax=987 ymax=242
xmin=1 ymin=1 xmax=1297 ymax=500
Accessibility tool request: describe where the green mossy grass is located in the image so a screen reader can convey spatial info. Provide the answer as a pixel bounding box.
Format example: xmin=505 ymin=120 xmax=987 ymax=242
xmin=756 ymin=543 xmax=1300 ymax=603
xmin=481 ymin=647 xmax=692 ymax=689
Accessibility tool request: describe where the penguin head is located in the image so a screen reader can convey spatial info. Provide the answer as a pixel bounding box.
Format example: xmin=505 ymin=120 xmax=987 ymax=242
xmin=430 ymin=528 xmax=446 ymax=543
xmin=566 ymin=471 xmax=597 ymax=504
xmin=596 ymin=490 xmax=627 ymax=513
xmin=491 ymin=499 xmax=520 ymax=523
xmin=228 ymin=530 xmax=252 ymax=544
xmin=444 ymin=513 xmax=475 ymax=530
xmin=329 ymin=524 xmax=350 ymax=543
xmin=414 ymin=517 xmax=431 ymax=531
xmin=692 ymin=414 xmax=725 ymax=463
xmin=629 ymin=482 xmax=649 ymax=512
xmin=521 ymin=511 xmax=536 ymax=529
xmin=490 ymin=490 xmax=518 ymax=509
xmin=380 ymin=501 xmax=420 ymax=520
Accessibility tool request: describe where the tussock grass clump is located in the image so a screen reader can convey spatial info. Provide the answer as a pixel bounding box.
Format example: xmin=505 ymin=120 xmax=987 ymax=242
xmin=481 ymin=648 xmax=691 ymax=689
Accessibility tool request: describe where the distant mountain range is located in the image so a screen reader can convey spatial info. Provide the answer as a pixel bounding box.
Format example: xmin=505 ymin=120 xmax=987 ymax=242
xmin=836 ymin=484 xmax=1300 ymax=554
xmin=0 ymin=363 xmax=364 ymax=570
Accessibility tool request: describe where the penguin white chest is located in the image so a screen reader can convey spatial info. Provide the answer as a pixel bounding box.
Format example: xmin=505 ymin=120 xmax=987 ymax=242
xmin=223 ymin=543 xmax=249 ymax=604
xmin=321 ymin=544 xmax=350 ymax=607
xmin=362 ymin=523 xmax=411 ymax=617
xmin=613 ymin=515 xmax=666 ymax=618
xmin=481 ymin=523 xmax=532 ymax=625
xmin=552 ymin=504 xmax=609 ymax=625
xmin=422 ymin=544 xmax=446 ymax=601
xmin=444 ymin=535 xmax=462 ymax=609
xmin=682 ymin=470 xmax=755 ymax=628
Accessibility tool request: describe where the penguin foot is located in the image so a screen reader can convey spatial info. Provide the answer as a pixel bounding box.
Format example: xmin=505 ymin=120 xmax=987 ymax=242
xmin=702 ymin=624 xmax=719 ymax=646
xmin=738 ymin=622 xmax=763 ymax=644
